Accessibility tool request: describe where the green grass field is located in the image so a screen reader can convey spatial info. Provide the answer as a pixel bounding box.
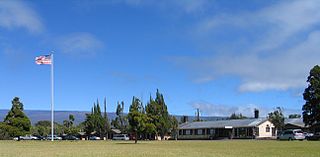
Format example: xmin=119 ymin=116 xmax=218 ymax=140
xmin=0 ymin=140 xmax=319 ymax=157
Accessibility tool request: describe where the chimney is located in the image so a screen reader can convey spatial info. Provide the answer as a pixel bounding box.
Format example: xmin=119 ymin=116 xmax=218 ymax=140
xmin=254 ymin=108 xmax=259 ymax=118
xmin=181 ymin=115 xmax=188 ymax=123
xmin=196 ymin=108 xmax=200 ymax=121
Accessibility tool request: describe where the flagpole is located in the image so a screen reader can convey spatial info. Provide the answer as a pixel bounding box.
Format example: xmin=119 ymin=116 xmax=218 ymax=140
xmin=51 ymin=53 xmax=54 ymax=141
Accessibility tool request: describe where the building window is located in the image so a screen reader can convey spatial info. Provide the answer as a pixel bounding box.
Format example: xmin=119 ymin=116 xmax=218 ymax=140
xmin=179 ymin=130 xmax=182 ymax=135
xmin=266 ymin=125 xmax=270 ymax=132
xmin=202 ymin=129 xmax=206 ymax=135
xmin=211 ymin=129 xmax=215 ymax=135
xmin=238 ymin=128 xmax=246 ymax=137
xmin=255 ymin=127 xmax=259 ymax=136
xmin=197 ymin=129 xmax=202 ymax=135
xmin=186 ymin=130 xmax=190 ymax=135
xmin=207 ymin=129 xmax=211 ymax=135
xmin=183 ymin=130 xmax=186 ymax=135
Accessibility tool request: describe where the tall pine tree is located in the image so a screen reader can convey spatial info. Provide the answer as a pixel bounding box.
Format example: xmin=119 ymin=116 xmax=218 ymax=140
xmin=103 ymin=97 xmax=110 ymax=139
xmin=145 ymin=89 xmax=172 ymax=140
xmin=3 ymin=97 xmax=31 ymax=137
xmin=84 ymin=100 xmax=104 ymax=138
xmin=128 ymin=97 xmax=146 ymax=144
xmin=303 ymin=65 xmax=320 ymax=126
xmin=111 ymin=101 xmax=127 ymax=133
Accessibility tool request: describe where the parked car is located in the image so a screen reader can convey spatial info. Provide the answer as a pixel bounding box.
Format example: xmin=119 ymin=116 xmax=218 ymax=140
xmin=306 ymin=132 xmax=320 ymax=141
xmin=34 ymin=135 xmax=46 ymax=140
xmin=278 ymin=129 xmax=305 ymax=141
xmin=304 ymin=132 xmax=314 ymax=139
xmin=19 ymin=135 xmax=39 ymax=140
xmin=112 ymin=134 xmax=129 ymax=140
xmin=89 ymin=136 xmax=101 ymax=140
xmin=46 ymin=135 xmax=62 ymax=140
xmin=62 ymin=135 xmax=79 ymax=140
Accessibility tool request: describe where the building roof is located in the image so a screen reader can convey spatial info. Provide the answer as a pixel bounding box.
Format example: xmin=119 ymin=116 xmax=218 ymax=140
xmin=284 ymin=118 xmax=305 ymax=128
xmin=111 ymin=128 xmax=121 ymax=134
xmin=179 ymin=118 xmax=268 ymax=129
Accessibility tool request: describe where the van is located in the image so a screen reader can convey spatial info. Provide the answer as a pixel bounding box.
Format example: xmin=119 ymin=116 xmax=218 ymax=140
xmin=112 ymin=134 xmax=129 ymax=140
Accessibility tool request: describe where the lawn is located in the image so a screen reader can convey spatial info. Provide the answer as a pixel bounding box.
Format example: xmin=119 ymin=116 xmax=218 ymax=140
xmin=0 ymin=140 xmax=319 ymax=157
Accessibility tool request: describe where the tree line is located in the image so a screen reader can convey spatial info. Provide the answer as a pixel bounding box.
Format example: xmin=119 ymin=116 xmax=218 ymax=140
xmin=82 ymin=89 xmax=178 ymax=143
xmin=0 ymin=89 xmax=178 ymax=143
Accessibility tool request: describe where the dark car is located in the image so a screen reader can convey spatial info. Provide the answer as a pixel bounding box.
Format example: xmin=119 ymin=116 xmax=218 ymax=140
xmin=89 ymin=136 xmax=101 ymax=140
xmin=34 ymin=135 xmax=45 ymax=140
xmin=63 ymin=135 xmax=79 ymax=140
xmin=307 ymin=132 xmax=320 ymax=141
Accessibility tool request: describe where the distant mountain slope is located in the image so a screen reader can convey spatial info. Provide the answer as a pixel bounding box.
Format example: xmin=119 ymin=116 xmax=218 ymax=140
xmin=0 ymin=110 xmax=225 ymax=125
xmin=0 ymin=110 xmax=117 ymax=125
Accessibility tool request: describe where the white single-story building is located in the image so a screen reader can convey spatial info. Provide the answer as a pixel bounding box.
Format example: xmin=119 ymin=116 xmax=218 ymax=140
xmin=178 ymin=118 xmax=276 ymax=140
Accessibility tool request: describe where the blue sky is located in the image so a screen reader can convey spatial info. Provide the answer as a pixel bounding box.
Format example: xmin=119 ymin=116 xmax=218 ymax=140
xmin=0 ymin=0 xmax=319 ymax=117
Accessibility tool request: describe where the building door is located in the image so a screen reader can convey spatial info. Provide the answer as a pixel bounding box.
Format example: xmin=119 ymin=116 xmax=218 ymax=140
xmin=272 ymin=127 xmax=276 ymax=136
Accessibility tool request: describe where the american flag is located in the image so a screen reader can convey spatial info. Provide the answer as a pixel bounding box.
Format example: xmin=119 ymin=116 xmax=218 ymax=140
xmin=35 ymin=55 xmax=52 ymax=65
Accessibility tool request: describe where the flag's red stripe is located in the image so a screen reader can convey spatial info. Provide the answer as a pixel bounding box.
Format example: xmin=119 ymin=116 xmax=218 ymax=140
xmin=35 ymin=55 xmax=52 ymax=65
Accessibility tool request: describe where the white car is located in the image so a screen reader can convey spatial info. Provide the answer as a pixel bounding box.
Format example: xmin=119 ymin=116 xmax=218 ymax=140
xmin=19 ymin=135 xmax=38 ymax=140
xmin=112 ymin=134 xmax=129 ymax=140
xmin=278 ymin=129 xmax=305 ymax=140
xmin=46 ymin=135 xmax=62 ymax=140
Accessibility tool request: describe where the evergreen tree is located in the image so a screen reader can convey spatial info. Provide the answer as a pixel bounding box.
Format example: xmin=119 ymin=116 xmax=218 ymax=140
xmin=103 ymin=97 xmax=110 ymax=139
xmin=268 ymin=107 xmax=285 ymax=130
xmin=84 ymin=113 xmax=94 ymax=135
xmin=33 ymin=120 xmax=51 ymax=137
xmin=111 ymin=101 xmax=127 ymax=133
xmin=170 ymin=116 xmax=178 ymax=140
xmin=128 ymin=97 xmax=146 ymax=144
xmin=145 ymin=89 xmax=172 ymax=140
xmin=145 ymin=96 xmax=158 ymax=139
xmin=229 ymin=113 xmax=247 ymax=119
xmin=154 ymin=89 xmax=172 ymax=139
xmin=288 ymin=114 xmax=301 ymax=119
xmin=303 ymin=65 xmax=320 ymax=126
xmin=0 ymin=122 xmax=12 ymax=140
xmin=84 ymin=100 xmax=104 ymax=138
xmin=3 ymin=97 xmax=31 ymax=137
xmin=95 ymin=100 xmax=104 ymax=138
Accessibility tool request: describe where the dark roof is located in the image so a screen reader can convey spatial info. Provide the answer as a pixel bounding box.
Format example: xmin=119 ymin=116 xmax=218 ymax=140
xmin=179 ymin=118 xmax=268 ymax=129
xmin=284 ymin=118 xmax=305 ymax=128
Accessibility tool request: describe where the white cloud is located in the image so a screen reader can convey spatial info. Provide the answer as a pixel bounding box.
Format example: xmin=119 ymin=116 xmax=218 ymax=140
xmin=0 ymin=0 xmax=43 ymax=33
xmin=255 ymin=0 xmax=320 ymax=52
xmin=191 ymin=101 xmax=301 ymax=117
xmin=57 ymin=33 xmax=103 ymax=57
xmin=192 ymin=101 xmax=266 ymax=117
xmin=170 ymin=0 xmax=320 ymax=92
